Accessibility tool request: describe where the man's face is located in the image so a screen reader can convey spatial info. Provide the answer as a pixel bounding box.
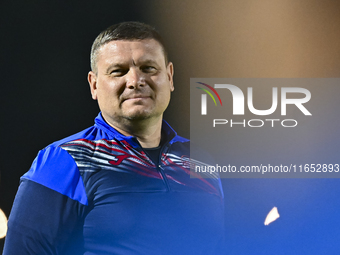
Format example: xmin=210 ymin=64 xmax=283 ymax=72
xmin=88 ymin=39 xmax=174 ymax=128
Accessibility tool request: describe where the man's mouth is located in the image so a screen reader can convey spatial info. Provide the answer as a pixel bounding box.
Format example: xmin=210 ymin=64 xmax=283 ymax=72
xmin=124 ymin=95 xmax=150 ymax=101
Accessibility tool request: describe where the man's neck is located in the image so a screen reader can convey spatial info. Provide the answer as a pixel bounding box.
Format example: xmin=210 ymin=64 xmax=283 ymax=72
xmin=104 ymin=115 xmax=163 ymax=148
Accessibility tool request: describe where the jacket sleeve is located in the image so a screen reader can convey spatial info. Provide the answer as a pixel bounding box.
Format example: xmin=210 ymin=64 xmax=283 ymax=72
xmin=3 ymin=146 xmax=88 ymax=255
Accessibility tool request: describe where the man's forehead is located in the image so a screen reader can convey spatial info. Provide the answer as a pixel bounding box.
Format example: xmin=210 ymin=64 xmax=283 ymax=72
xmin=99 ymin=39 xmax=163 ymax=55
xmin=97 ymin=39 xmax=166 ymax=65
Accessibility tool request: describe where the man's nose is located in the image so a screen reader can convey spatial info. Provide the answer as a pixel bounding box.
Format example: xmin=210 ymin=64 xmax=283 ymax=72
xmin=125 ymin=68 xmax=145 ymax=89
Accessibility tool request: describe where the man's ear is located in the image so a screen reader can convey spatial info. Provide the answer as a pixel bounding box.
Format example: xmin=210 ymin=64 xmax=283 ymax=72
xmin=88 ymin=71 xmax=98 ymax=100
xmin=167 ymin=62 xmax=174 ymax=92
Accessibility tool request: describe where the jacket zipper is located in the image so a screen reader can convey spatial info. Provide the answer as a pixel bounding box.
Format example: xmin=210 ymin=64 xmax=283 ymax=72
xmin=137 ymin=137 xmax=171 ymax=192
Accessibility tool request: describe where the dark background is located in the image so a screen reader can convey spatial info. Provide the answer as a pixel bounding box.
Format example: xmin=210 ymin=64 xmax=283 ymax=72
xmin=2 ymin=0 xmax=340 ymax=253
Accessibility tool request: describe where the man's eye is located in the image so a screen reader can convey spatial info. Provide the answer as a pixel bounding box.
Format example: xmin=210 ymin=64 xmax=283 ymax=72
xmin=142 ymin=66 xmax=156 ymax=73
xmin=110 ymin=69 xmax=127 ymax=76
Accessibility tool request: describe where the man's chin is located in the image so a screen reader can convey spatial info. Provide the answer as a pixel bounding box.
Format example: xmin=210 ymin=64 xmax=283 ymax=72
xmin=123 ymin=111 xmax=154 ymax=121
xmin=124 ymin=115 xmax=150 ymax=121
xmin=121 ymin=107 xmax=159 ymax=121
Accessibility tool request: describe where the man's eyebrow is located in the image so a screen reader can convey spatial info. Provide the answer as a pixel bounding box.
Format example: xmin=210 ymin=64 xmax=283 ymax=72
xmin=104 ymin=59 xmax=159 ymax=73
xmin=138 ymin=58 xmax=157 ymax=64
xmin=139 ymin=59 xmax=159 ymax=65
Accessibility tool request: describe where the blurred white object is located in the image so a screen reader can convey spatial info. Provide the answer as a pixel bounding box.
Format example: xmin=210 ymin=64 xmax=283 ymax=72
xmin=264 ymin=207 xmax=280 ymax=226
xmin=0 ymin=208 xmax=7 ymax=238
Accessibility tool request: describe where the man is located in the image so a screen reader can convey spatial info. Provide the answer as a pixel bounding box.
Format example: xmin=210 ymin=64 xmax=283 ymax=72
xmin=4 ymin=22 xmax=224 ymax=255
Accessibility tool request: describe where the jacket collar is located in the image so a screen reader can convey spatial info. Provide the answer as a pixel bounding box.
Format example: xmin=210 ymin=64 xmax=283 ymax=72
xmin=94 ymin=112 xmax=177 ymax=148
